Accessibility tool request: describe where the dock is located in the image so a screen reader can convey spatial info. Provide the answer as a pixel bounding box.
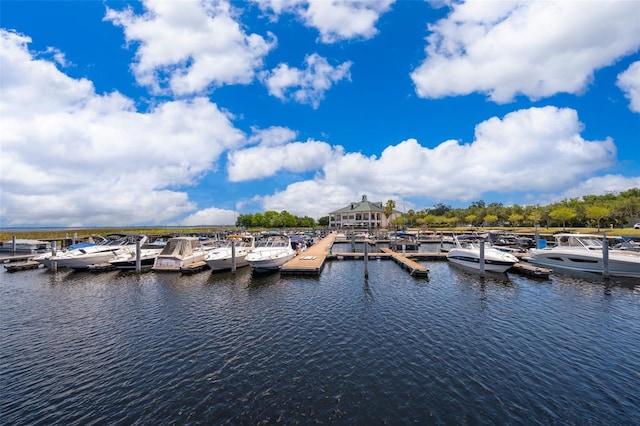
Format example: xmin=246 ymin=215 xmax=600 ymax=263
xmin=381 ymin=248 xmax=430 ymax=277
xmin=280 ymin=234 xmax=336 ymax=275
xmin=4 ymin=260 xmax=41 ymax=272
xmin=0 ymin=253 xmax=36 ymax=264
xmin=180 ymin=261 xmax=210 ymax=274
xmin=510 ymin=262 xmax=552 ymax=279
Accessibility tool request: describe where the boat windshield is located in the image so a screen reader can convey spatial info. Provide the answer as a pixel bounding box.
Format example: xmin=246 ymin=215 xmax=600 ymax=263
xmin=574 ymin=236 xmax=603 ymax=249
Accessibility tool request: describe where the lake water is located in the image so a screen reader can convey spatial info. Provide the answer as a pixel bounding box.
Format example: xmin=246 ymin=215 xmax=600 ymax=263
xmin=1 ymin=249 xmax=639 ymax=425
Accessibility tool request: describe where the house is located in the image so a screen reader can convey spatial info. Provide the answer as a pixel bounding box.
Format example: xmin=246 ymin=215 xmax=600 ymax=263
xmin=328 ymin=195 xmax=401 ymax=229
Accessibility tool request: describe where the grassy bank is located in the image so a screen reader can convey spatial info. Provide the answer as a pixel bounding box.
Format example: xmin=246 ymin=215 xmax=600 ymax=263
xmin=2 ymin=226 xmax=639 ymax=242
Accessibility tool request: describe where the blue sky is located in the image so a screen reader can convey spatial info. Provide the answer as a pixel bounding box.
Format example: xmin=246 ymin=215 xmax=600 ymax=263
xmin=1 ymin=0 xmax=639 ymax=227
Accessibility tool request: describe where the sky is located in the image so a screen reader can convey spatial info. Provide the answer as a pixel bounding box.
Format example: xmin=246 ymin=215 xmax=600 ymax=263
xmin=1 ymin=0 xmax=639 ymax=227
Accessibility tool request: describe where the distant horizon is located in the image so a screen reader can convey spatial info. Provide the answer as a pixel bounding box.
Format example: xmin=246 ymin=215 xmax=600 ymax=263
xmin=2 ymin=1 xmax=639 ymax=227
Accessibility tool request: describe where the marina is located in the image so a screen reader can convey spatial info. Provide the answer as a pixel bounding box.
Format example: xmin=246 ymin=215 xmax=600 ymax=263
xmin=1 ymin=253 xmax=638 ymax=425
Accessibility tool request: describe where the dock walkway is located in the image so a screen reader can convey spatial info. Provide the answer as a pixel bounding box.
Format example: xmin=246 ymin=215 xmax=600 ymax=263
xmin=381 ymin=248 xmax=429 ymax=277
xmin=280 ymin=234 xmax=336 ymax=275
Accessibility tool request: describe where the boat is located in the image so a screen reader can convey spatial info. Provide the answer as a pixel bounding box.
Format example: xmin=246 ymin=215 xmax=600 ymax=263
xmin=245 ymin=234 xmax=296 ymax=272
xmin=33 ymin=235 xmax=109 ymax=268
xmin=389 ymin=232 xmax=420 ymax=252
xmin=527 ymin=233 xmax=640 ymax=278
xmin=204 ymin=235 xmax=256 ymax=271
xmin=152 ymin=236 xmax=211 ymax=272
xmin=109 ymin=241 xmax=166 ymax=271
xmin=0 ymin=238 xmax=50 ymax=253
xmin=50 ymin=234 xmax=147 ymax=270
xmin=446 ymin=235 xmax=519 ymax=273
xmin=485 ymin=230 xmax=534 ymax=252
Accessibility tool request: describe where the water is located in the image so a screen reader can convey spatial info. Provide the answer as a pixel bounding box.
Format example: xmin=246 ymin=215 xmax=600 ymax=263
xmin=1 ymin=257 xmax=639 ymax=425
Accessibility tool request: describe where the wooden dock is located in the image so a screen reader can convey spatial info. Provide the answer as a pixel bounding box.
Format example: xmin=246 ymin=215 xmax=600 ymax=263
xmin=0 ymin=253 xmax=36 ymax=263
xmin=280 ymin=234 xmax=336 ymax=275
xmin=180 ymin=261 xmax=210 ymax=274
xmin=4 ymin=260 xmax=41 ymax=272
xmin=510 ymin=262 xmax=552 ymax=279
xmin=381 ymin=248 xmax=429 ymax=277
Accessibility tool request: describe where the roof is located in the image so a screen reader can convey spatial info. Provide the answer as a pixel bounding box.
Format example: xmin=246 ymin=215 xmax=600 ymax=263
xmin=330 ymin=199 xmax=385 ymax=214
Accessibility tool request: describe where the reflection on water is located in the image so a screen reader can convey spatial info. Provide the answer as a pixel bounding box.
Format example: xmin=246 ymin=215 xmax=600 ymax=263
xmin=1 ymin=258 xmax=638 ymax=425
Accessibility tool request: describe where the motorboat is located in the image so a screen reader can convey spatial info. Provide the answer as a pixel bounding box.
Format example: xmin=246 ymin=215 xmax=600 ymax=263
xmin=0 ymin=238 xmax=50 ymax=253
xmin=152 ymin=236 xmax=211 ymax=272
xmin=389 ymin=232 xmax=420 ymax=252
xmin=527 ymin=233 xmax=640 ymax=278
xmin=204 ymin=235 xmax=256 ymax=271
xmin=484 ymin=230 xmax=534 ymax=252
xmin=446 ymin=235 xmax=519 ymax=273
xmin=109 ymin=240 xmax=166 ymax=271
xmin=246 ymin=234 xmax=296 ymax=272
xmin=33 ymin=242 xmax=95 ymax=268
xmin=49 ymin=234 xmax=147 ymax=270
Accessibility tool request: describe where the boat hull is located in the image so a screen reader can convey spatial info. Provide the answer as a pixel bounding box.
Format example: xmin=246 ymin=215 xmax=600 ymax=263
xmin=152 ymin=253 xmax=206 ymax=272
xmin=528 ymin=249 xmax=640 ymax=278
xmin=247 ymin=251 xmax=295 ymax=272
xmin=206 ymin=254 xmax=249 ymax=271
xmin=446 ymin=249 xmax=518 ymax=273
xmin=52 ymin=249 xmax=124 ymax=270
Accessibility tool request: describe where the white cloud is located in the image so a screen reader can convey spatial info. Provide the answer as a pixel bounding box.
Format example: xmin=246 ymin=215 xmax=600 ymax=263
xmin=617 ymin=61 xmax=640 ymax=113
xmin=180 ymin=206 xmax=237 ymax=226
xmin=0 ymin=29 xmax=245 ymax=227
xmin=262 ymin=53 xmax=352 ymax=108
xmin=550 ymin=175 xmax=640 ymax=205
xmin=227 ymin=139 xmax=338 ymax=181
xmin=105 ymin=0 xmax=276 ymax=95
xmin=248 ymin=125 xmax=297 ymax=146
xmin=411 ymin=1 xmax=640 ymax=103
xmin=260 ymin=106 xmax=622 ymax=218
xmin=254 ymin=0 xmax=394 ymax=43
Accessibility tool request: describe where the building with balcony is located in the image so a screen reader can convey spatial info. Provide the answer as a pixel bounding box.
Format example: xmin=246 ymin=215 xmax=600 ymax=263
xmin=328 ymin=195 xmax=400 ymax=229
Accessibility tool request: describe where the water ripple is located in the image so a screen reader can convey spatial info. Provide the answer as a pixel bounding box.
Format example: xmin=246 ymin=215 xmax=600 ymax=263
xmin=1 ymin=261 xmax=639 ymax=425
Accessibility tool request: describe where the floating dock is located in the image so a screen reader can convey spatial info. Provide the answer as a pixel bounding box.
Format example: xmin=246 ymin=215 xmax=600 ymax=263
xmin=180 ymin=261 xmax=210 ymax=274
xmin=4 ymin=260 xmax=41 ymax=272
xmin=510 ymin=262 xmax=552 ymax=279
xmin=381 ymin=248 xmax=429 ymax=277
xmin=280 ymin=234 xmax=336 ymax=276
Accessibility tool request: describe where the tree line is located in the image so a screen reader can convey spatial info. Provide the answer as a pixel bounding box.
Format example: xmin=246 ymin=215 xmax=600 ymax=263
xmin=236 ymin=188 xmax=640 ymax=230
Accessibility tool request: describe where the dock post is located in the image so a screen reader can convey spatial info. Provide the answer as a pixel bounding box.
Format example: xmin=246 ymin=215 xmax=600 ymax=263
xmin=50 ymin=241 xmax=57 ymax=272
xmin=12 ymin=235 xmax=16 ymax=253
xmin=351 ymin=233 xmax=356 ymax=253
xmin=135 ymin=239 xmax=141 ymax=273
xmin=364 ymin=240 xmax=369 ymax=279
xmin=479 ymin=240 xmax=485 ymax=276
xmin=231 ymin=240 xmax=236 ymax=273
xmin=602 ymin=233 xmax=610 ymax=279
xmin=72 ymin=233 xmax=77 ymax=245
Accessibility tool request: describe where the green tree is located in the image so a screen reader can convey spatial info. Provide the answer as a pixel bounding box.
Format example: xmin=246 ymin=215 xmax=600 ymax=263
xmin=484 ymin=214 xmax=499 ymax=226
xmin=465 ymin=214 xmax=477 ymax=226
xmin=508 ymin=213 xmax=524 ymax=226
xmin=383 ymin=200 xmax=396 ymax=228
xmin=585 ymin=205 xmax=610 ymax=231
xmin=549 ymin=207 xmax=577 ymax=230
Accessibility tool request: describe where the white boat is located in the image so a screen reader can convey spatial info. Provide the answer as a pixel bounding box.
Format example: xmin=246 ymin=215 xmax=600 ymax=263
xmin=49 ymin=234 xmax=147 ymax=270
xmin=109 ymin=242 xmax=165 ymax=271
xmin=33 ymin=235 xmax=110 ymax=268
xmin=246 ymin=234 xmax=296 ymax=272
xmin=204 ymin=235 xmax=256 ymax=271
xmin=152 ymin=236 xmax=211 ymax=272
xmin=0 ymin=238 xmax=50 ymax=253
xmin=446 ymin=235 xmax=519 ymax=273
xmin=527 ymin=233 xmax=640 ymax=278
